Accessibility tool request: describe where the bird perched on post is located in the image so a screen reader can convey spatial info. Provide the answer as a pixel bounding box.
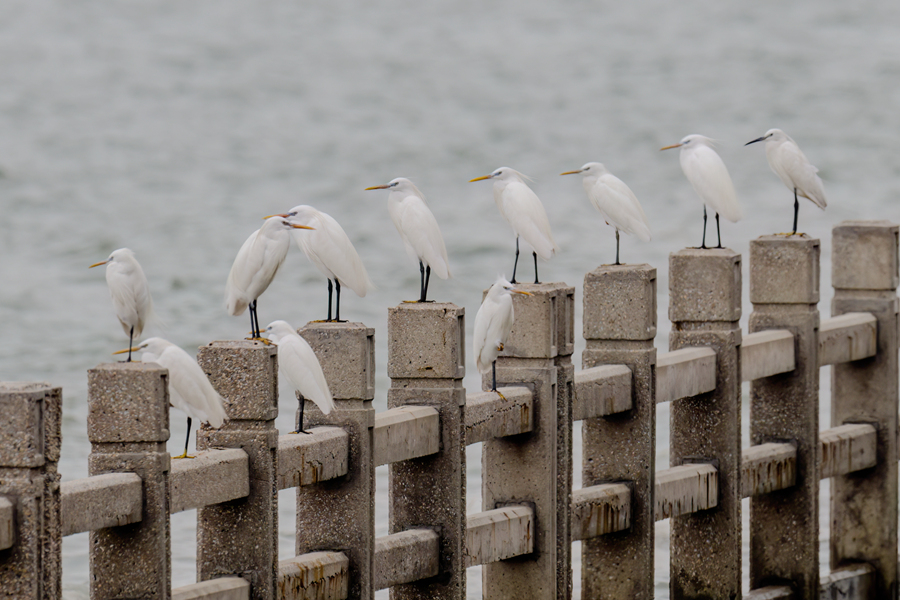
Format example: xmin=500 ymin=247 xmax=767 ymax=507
xmin=365 ymin=177 xmax=451 ymax=302
xmin=470 ymin=167 xmax=558 ymax=284
xmin=225 ymin=215 xmax=314 ymax=338
xmin=90 ymin=247 xmax=154 ymax=362
xmin=275 ymin=205 xmax=374 ymax=322
xmin=263 ymin=320 xmax=334 ymax=434
xmin=661 ymin=135 xmax=743 ymax=249
xmin=560 ymin=162 xmax=651 ymax=265
xmin=115 ymin=337 xmax=227 ymax=459
xmin=745 ymin=128 xmax=827 ymax=235
xmin=473 ymin=276 xmax=532 ymax=396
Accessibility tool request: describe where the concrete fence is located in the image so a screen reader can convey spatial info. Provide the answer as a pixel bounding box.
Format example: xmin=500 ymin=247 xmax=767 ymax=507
xmin=0 ymin=220 xmax=897 ymax=600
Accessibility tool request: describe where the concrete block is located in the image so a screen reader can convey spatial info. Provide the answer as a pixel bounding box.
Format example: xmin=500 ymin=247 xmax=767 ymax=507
xmin=0 ymin=382 xmax=59 ymax=468
xmin=277 ymin=427 xmax=348 ymax=489
xmin=465 ymin=505 xmax=534 ymax=567
xmin=387 ymin=303 xmax=464 ymax=379
xmin=583 ymin=264 xmax=656 ymax=340
xmin=655 ymin=463 xmax=718 ymax=521
xmin=0 ymin=496 xmax=14 ymax=550
xmin=669 ymin=248 xmax=742 ymax=323
xmin=465 ymin=387 xmax=533 ymax=444
xmin=60 ymin=473 xmax=142 ymax=536
xmin=487 ymin=282 xmax=570 ymax=358
xmin=170 ymin=448 xmax=249 ymax=513
xmin=742 ymin=443 xmax=796 ymax=498
xmin=278 ymin=552 xmax=349 ymax=600
xmin=571 ymin=483 xmax=631 ymax=540
xmin=373 ymin=405 xmax=439 ymax=466
xmin=299 ymin=322 xmax=375 ymax=400
xmin=198 ymin=340 xmax=277 ymax=421
xmin=750 ymin=235 xmax=820 ymax=304
xmin=820 ymin=424 xmax=877 ymax=479
xmin=374 ymin=529 xmax=440 ymax=590
xmin=819 ymin=563 xmax=875 ymax=599
xmin=818 ymin=313 xmax=877 ymax=366
xmin=656 ymin=347 xmax=716 ymax=404
xmin=87 ymin=363 xmax=170 ymax=444
xmin=832 ymin=220 xmax=899 ymax=290
xmin=172 ymin=577 xmax=251 ymax=600
xmin=745 ymin=587 xmax=795 ymax=600
xmin=742 ymin=329 xmax=796 ymax=381
xmin=573 ymin=364 xmax=632 ymax=419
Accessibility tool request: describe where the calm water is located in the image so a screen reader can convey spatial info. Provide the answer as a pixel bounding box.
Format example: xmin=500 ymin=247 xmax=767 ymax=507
xmin=1 ymin=1 xmax=898 ymax=597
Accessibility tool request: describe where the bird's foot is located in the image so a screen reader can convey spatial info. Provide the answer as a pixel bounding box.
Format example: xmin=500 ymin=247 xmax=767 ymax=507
xmin=311 ymin=319 xmax=331 ymax=323
xmin=172 ymin=451 xmax=195 ymax=460
xmin=289 ymin=429 xmax=312 ymax=435
xmin=497 ymin=343 xmax=504 ymax=352
xmin=245 ymin=336 xmax=273 ymax=345
xmin=776 ymin=231 xmax=805 ymax=237
xmin=493 ymin=389 xmax=506 ymax=400
xmin=117 ymin=359 xmax=142 ymax=363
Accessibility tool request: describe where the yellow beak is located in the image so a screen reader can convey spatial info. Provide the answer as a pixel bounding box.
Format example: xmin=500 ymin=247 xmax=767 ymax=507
xmin=559 ymin=170 xmax=582 ymax=176
xmin=513 ymin=290 xmax=533 ymax=296
xmin=660 ymin=143 xmax=683 ymax=151
xmin=89 ymin=260 xmax=108 ymax=269
xmin=365 ymin=184 xmax=391 ymax=190
xmin=469 ymin=175 xmax=492 ymax=182
xmin=112 ymin=347 xmax=140 ymax=355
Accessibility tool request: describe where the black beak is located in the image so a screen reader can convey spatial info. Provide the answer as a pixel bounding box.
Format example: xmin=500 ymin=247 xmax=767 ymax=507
xmin=745 ymin=136 xmax=767 ymax=146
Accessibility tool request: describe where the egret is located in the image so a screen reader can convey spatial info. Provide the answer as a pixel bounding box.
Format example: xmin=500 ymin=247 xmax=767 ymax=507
xmin=745 ymin=128 xmax=827 ymax=234
xmin=90 ymin=248 xmax=154 ymax=362
xmin=365 ymin=178 xmax=451 ymax=302
xmin=560 ymin=162 xmax=651 ymax=265
xmin=263 ymin=320 xmax=334 ymax=434
xmin=473 ymin=276 xmax=532 ymax=395
xmin=661 ymin=135 xmax=743 ymax=249
xmin=115 ymin=337 xmax=227 ymax=459
xmin=225 ymin=216 xmax=314 ymax=338
xmin=470 ymin=167 xmax=558 ymax=284
xmin=274 ymin=205 xmax=374 ymax=322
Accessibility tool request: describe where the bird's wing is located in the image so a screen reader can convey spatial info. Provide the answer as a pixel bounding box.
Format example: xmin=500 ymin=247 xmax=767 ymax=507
xmin=682 ymin=145 xmax=743 ymax=222
xmin=225 ymin=230 xmax=259 ymax=315
xmin=396 ymin=198 xmax=451 ymax=279
xmin=278 ymin=335 xmax=335 ymax=414
xmin=244 ymin=227 xmax=291 ymax=301
xmin=594 ymin=175 xmax=652 ymax=242
xmin=472 ymin=295 xmax=513 ymax=374
xmin=106 ymin=262 xmax=153 ymax=338
xmin=499 ymin=182 xmax=559 ymax=259
xmin=300 ymin=214 xmax=375 ymax=297
xmin=155 ymin=346 xmax=224 ymax=426
xmin=768 ymin=142 xmax=828 ymax=209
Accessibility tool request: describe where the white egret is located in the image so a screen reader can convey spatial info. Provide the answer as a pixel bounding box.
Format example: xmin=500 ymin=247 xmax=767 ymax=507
xmin=115 ymin=337 xmax=227 ymax=459
xmin=470 ymin=167 xmax=558 ymax=284
xmin=745 ymin=128 xmax=827 ymax=234
xmin=560 ymin=162 xmax=651 ymax=265
xmin=473 ymin=276 xmax=532 ymax=395
xmin=225 ymin=216 xmax=314 ymax=338
xmin=661 ymin=135 xmax=743 ymax=249
xmin=365 ymin=178 xmax=451 ymax=302
xmin=263 ymin=320 xmax=334 ymax=434
xmin=90 ymin=248 xmax=154 ymax=362
xmin=274 ymin=205 xmax=374 ymax=322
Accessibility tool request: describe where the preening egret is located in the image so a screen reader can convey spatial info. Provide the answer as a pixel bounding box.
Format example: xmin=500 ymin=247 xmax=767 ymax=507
xmin=365 ymin=178 xmax=451 ymax=302
xmin=275 ymin=205 xmax=374 ymax=322
xmin=263 ymin=320 xmax=334 ymax=434
xmin=115 ymin=337 xmax=227 ymax=459
xmin=473 ymin=277 xmax=532 ymax=395
xmin=225 ymin=216 xmax=314 ymax=338
xmin=90 ymin=248 xmax=154 ymax=362
xmin=745 ymin=128 xmax=827 ymax=234
xmin=470 ymin=167 xmax=558 ymax=284
xmin=561 ymin=162 xmax=651 ymax=265
xmin=661 ymin=135 xmax=743 ymax=249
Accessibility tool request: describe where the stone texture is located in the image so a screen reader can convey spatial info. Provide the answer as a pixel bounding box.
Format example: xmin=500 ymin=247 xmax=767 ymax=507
xmin=0 ymin=496 xmax=14 ymax=550
xmin=571 ymin=483 xmax=631 ymax=540
xmin=172 ymin=577 xmax=251 ymax=600
xmin=278 ymin=552 xmax=349 ymax=600
xmin=464 ymin=506 xmax=534 ymax=568
xmin=197 ymin=341 xmax=278 ymax=600
xmin=655 ymin=347 xmax=716 ymax=404
xmin=373 ymin=529 xmax=440 ymax=590
xmin=87 ymin=364 xmax=170 ymax=600
xmin=464 ymin=387 xmax=533 ymax=444
xmin=0 ymin=381 xmax=62 ymax=599
xmin=388 ymin=302 xmax=466 ymax=600
xmin=296 ymin=323 xmax=375 ymax=600
xmin=582 ymin=264 xmax=656 ymax=600
xmin=819 ymin=424 xmax=877 ymax=478
xmin=741 ymin=443 xmax=796 ymax=498
xmin=277 ymin=427 xmax=348 ymax=490
xmin=373 ymin=405 xmax=439 ymax=466
xmin=170 ymin=448 xmax=249 ymax=513
xmin=669 ymin=248 xmax=742 ymax=323
xmin=832 ymin=220 xmax=899 ymax=290
xmin=484 ymin=282 xmax=574 ymax=359
xmin=655 ymin=463 xmax=718 ymax=520
xmin=742 ymin=329 xmax=796 ymax=381
xmin=749 ymin=235 xmax=820 ymax=304
xmin=817 ymin=313 xmax=877 ymax=366
xmin=572 ymin=364 xmax=632 ymax=420
xmin=60 ymin=472 xmax=142 ymax=536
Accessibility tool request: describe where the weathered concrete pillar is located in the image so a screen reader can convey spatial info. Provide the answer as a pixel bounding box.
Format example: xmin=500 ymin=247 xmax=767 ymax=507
xmin=387 ymin=303 xmax=466 ymax=600
xmin=0 ymin=382 xmax=61 ymax=599
xmin=196 ymin=341 xmax=278 ymax=599
xmin=668 ymin=248 xmax=742 ymax=599
xmin=830 ymin=221 xmax=899 ymax=599
xmin=749 ymin=235 xmax=820 ymax=597
xmin=481 ymin=282 xmax=573 ymax=600
xmin=297 ymin=322 xmax=376 ymax=600
xmin=87 ymin=363 xmax=171 ymax=599
xmin=581 ymin=264 xmax=657 ymax=599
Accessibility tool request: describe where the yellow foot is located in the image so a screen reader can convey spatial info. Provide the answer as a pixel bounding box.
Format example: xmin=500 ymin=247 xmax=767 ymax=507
xmin=497 ymin=342 xmax=504 ymax=352
xmin=244 ymin=336 xmax=272 ymax=345
xmin=776 ymin=232 xmax=805 ymax=237
xmin=289 ymin=429 xmax=312 ymax=435
xmin=494 ymin=389 xmax=506 ymax=400
xmin=172 ymin=452 xmax=195 ymax=459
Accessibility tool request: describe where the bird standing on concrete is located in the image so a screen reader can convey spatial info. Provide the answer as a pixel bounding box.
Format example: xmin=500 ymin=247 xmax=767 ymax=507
xmin=470 ymin=167 xmax=558 ymax=284
xmin=263 ymin=320 xmax=334 ymax=434
xmin=90 ymin=248 xmax=154 ymax=362
xmin=365 ymin=178 xmax=451 ymax=302
xmin=473 ymin=276 xmax=532 ymax=396
xmin=560 ymin=162 xmax=651 ymax=265
xmin=115 ymin=337 xmax=227 ymax=459
xmin=661 ymin=135 xmax=743 ymax=249
xmin=745 ymin=128 xmax=827 ymax=234
xmin=225 ymin=216 xmax=314 ymax=338
xmin=276 ymin=205 xmax=374 ymax=322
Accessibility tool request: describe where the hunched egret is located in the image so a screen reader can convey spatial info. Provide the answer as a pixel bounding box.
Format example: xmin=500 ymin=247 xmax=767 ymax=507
xmin=90 ymin=248 xmax=154 ymax=362
xmin=473 ymin=276 xmax=532 ymax=395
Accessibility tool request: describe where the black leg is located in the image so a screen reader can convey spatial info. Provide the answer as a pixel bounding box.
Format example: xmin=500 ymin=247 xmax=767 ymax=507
xmin=294 ymin=393 xmax=311 ymax=434
xmin=491 ymin=360 xmax=497 ymax=392
xmin=716 ymin=212 xmax=722 ymax=249
xmin=335 ymin=279 xmax=342 ymax=321
xmin=511 ymin=237 xmax=520 ymax=284
xmin=248 ymin=300 xmax=258 ymax=338
xmin=127 ymin=325 xmax=134 ymax=362
xmin=533 ymin=251 xmax=539 ymax=284
xmin=419 ymin=260 xmax=426 ymax=302
xmin=183 ymin=417 xmax=192 ymax=457
xmin=615 ymin=229 xmax=621 ymax=265
xmin=701 ymin=206 xmax=708 ymax=249
xmin=792 ymin=189 xmax=799 ymax=234
xmin=326 ymin=279 xmax=333 ymax=322
xmin=421 ymin=265 xmax=431 ymax=302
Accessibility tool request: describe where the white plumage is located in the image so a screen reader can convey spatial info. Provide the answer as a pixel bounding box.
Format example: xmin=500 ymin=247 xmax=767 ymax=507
xmin=91 ymin=248 xmax=154 ymax=360
xmin=473 ymin=277 xmax=531 ymax=392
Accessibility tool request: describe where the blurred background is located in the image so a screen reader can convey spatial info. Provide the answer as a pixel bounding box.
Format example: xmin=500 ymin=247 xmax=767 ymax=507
xmin=1 ymin=1 xmax=898 ymax=597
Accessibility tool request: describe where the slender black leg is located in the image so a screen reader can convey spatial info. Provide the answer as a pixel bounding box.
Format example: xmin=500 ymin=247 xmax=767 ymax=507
xmin=335 ymin=280 xmax=342 ymax=321
xmin=533 ymin=251 xmax=539 ymax=284
xmin=252 ymin=299 xmax=261 ymax=338
xmin=716 ymin=212 xmax=723 ymax=249
xmin=419 ymin=260 xmax=426 ymax=302
xmin=183 ymin=417 xmax=192 ymax=458
xmin=491 ymin=360 xmax=497 ymax=392
xmin=293 ymin=394 xmax=311 ymax=434
xmin=511 ymin=237 xmax=520 ymax=284
xmin=792 ymin=189 xmax=799 ymax=234
xmin=127 ymin=326 xmax=134 ymax=362
xmin=248 ymin=301 xmax=257 ymax=338
xmin=326 ymin=279 xmax=333 ymax=322
xmin=421 ymin=266 xmax=431 ymax=302
xmin=701 ymin=206 xmax=708 ymax=249
xmin=615 ymin=229 xmax=621 ymax=265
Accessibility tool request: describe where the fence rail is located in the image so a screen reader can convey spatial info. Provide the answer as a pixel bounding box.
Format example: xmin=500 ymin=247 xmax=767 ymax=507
xmin=1 ymin=220 xmax=898 ymax=600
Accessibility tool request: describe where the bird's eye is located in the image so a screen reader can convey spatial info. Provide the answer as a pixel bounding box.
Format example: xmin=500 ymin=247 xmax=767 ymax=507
xmin=390 ymin=181 xmax=398 ymax=187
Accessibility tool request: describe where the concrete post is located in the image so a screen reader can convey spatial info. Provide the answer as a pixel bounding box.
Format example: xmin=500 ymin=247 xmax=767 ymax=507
xmin=87 ymin=363 xmax=171 ymax=599
xmin=668 ymin=248 xmax=742 ymax=599
xmin=481 ymin=282 xmax=573 ymax=600
xmin=581 ymin=264 xmax=657 ymax=599
xmin=196 ymin=341 xmax=279 ymax=600
xmin=297 ymin=322 xmax=376 ymax=600
xmin=830 ymin=221 xmax=899 ymax=599
xmin=386 ymin=303 xmax=466 ymax=600
xmin=0 ymin=382 xmax=61 ymax=599
xmin=749 ymin=235 xmax=821 ymax=597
